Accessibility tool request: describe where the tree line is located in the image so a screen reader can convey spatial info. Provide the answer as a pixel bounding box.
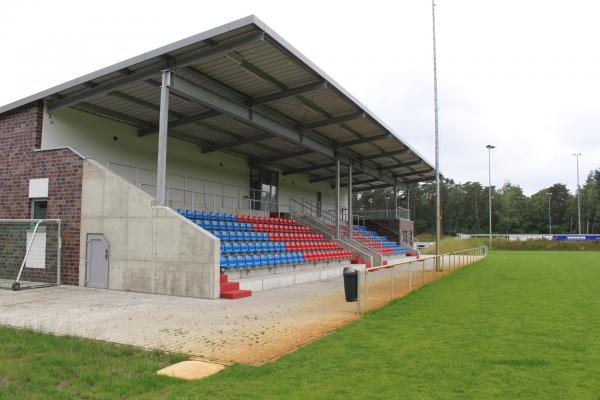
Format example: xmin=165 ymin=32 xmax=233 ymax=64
xmin=354 ymin=168 xmax=600 ymax=236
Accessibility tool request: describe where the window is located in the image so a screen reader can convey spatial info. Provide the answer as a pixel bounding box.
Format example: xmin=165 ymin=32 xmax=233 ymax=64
xmin=31 ymin=200 xmax=48 ymax=219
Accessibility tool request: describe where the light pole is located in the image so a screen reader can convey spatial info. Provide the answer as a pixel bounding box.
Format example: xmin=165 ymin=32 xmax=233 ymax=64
xmin=432 ymin=0 xmax=442 ymax=270
xmin=573 ymin=153 xmax=582 ymax=235
xmin=546 ymin=192 xmax=552 ymax=235
xmin=486 ymin=145 xmax=496 ymax=249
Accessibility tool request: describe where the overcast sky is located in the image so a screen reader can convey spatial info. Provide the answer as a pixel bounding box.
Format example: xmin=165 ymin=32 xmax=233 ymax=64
xmin=2 ymin=1 xmax=598 ymax=195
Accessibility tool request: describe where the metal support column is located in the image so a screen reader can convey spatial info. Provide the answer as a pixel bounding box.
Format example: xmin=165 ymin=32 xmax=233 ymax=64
xmin=335 ymin=157 xmax=341 ymax=239
xmin=347 ymin=162 xmax=353 ymax=239
xmin=156 ymin=69 xmax=173 ymax=206
xmin=394 ymin=184 xmax=400 ymax=243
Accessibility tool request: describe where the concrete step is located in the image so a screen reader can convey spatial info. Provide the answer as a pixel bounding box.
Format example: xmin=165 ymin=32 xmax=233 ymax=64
xmin=220 ymin=289 xmax=252 ymax=300
xmin=234 ymin=263 xmax=365 ymax=293
xmin=220 ymin=281 xmax=239 ymax=291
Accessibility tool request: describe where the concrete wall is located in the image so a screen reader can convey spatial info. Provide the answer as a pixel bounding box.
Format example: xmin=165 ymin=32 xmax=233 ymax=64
xmin=42 ymin=107 xmax=346 ymax=209
xmin=79 ymin=159 xmax=219 ymax=298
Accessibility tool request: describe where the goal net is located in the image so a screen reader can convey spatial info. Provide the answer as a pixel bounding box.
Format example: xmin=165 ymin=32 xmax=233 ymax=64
xmin=0 ymin=220 xmax=61 ymax=290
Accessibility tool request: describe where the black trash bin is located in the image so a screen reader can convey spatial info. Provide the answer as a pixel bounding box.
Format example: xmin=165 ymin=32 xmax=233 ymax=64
xmin=343 ymin=267 xmax=358 ymax=302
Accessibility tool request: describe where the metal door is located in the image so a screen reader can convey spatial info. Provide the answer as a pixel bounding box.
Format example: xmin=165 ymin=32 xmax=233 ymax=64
xmin=86 ymin=234 xmax=109 ymax=289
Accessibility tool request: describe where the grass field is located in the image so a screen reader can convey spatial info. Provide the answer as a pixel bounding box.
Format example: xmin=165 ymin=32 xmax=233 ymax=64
xmin=1 ymin=251 xmax=600 ymax=399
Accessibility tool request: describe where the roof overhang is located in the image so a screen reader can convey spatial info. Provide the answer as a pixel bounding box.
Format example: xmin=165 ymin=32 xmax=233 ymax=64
xmin=0 ymin=15 xmax=436 ymax=190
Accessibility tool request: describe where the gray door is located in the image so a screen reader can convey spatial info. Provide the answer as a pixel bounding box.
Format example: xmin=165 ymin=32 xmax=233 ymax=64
xmin=86 ymin=234 xmax=109 ymax=289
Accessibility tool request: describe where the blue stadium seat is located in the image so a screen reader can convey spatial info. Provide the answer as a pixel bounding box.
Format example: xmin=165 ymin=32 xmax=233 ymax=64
xmin=194 ymin=219 xmax=202 ymax=226
xmin=213 ymin=231 xmax=222 ymax=240
xmin=211 ymin=221 xmax=219 ymax=230
xmin=267 ymin=254 xmax=275 ymax=265
xmin=227 ymin=255 xmax=237 ymax=268
xmin=232 ymin=242 xmax=241 ymax=253
xmin=274 ymin=253 xmax=282 ymax=265
xmin=236 ymin=255 xmax=246 ymax=268
xmin=250 ymin=232 xmax=258 ymax=241
xmin=267 ymin=242 xmax=275 ymax=252
xmin=233 ymin=222 xmax=241 ymax=231
xmin=223 ymin=242 xmax=233 ymax=254
xmin=244 ymin=223 xmax=251 ymax=231
xmin=240 ymin=242 xmax=249 ymax=253
xmin=226 ymin=213 xmax=235 ymax=221
xmin=242 ymin=232 xmax=250 ymax=241
xmin=185 ymin=210 xmax=194 ymax=218
xmin=193 ymin=211 xmax=202 ymax=219
xmin=218 ymin=221 xmax=226 ymax=230
xmin=248 ymin=242 xmax=256 ymax=253
xmin=221 ymin=231 xmax=231 ymax=241
xmin=201 ymin=220 xmax=210 ymax=230
xmin=217 ymin=213 xmax=225 ymax=221
xmin=177 ymin=209 xmax=186 ymax=216
xmin=260 ymin=254 xmax=269 ymax=266
xmin=245 ymin=255 xmax=254 ymax=267
xmin=220 ymin=256 xmax=228 ymax=268
xmin=252 ymin=255 xmax=260 ymax=266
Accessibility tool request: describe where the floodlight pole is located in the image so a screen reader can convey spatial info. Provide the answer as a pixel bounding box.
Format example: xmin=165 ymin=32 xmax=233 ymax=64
xmin=486 ymin=145 xmax=496 ymax=249
xmin=573 ymin=153 xmax=582 ymax=235
xmin=432 ymin=0 xmax=442 ymax=270
xmin=546 ymin=192 xmax=552 ymax=235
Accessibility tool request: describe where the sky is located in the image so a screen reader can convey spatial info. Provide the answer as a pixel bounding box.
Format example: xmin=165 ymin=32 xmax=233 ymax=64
xmin=1 ymin=0 xmax=598 ymax=195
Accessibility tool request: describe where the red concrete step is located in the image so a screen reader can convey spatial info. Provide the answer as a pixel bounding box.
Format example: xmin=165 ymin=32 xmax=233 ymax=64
xmin=220 ymin=289 xmax=252 ymax=300
xmin=220 ymin=274 xmax=228 ymax=283
xmin=220 ymin=281 xmax=239 ymax=291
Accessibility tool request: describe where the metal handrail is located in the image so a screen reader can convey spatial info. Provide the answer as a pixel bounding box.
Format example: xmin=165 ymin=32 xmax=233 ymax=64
xmin=106 ymin=160 xmax=274 ymax=204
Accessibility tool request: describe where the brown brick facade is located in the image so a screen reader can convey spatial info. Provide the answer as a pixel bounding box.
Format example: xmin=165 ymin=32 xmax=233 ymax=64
xmin=0 ymin=103 xmax=83 ymax=285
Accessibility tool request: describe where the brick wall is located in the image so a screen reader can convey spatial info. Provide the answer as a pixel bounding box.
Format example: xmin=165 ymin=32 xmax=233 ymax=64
xmin=0 ymin=103 xmax=83 ymax=285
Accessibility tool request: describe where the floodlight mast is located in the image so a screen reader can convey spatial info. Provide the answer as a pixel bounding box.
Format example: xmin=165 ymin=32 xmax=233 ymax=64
xmin=486 ymin=145 xmax=496 ymax=250
xmin=432 ymin=0 xmax=442 ymax=270
xmin=573 ymin=153 xmax=582 ymax=235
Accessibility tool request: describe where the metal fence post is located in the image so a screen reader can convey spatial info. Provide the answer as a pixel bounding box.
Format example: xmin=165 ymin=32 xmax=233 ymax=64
xmin=409 ymin=261 xmax=412 ymax=293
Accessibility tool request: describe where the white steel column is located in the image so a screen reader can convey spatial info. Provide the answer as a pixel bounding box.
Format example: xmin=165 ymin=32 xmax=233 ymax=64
xmin=156 ymin=69 xmax=173 ymax=206
xmin=394 ymin=185 xmax=400 ymax=243
xmin=347 ymin=162 xmax=353 ymax=239
xmin=335 ymin=157 xmax=341 ymax=239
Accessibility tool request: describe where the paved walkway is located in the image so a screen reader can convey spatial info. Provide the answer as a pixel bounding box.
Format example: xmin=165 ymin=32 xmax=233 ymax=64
xmin=0 ymin=277 xmax=357 ymax=365
xmin=0 ymin=254 xmax=483 ymax=365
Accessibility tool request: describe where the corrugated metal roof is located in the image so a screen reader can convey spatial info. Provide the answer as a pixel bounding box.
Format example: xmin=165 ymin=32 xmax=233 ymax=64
xmin=0 ymin=15 xmax=435 ymax=189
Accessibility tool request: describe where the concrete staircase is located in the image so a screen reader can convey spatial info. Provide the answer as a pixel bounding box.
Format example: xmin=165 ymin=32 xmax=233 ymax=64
xmin=220 ymin=274 xmax=252 ymax=299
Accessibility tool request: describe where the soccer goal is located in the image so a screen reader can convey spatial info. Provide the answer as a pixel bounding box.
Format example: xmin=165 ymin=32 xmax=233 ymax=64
xmin=0 ymin=219 xmax=61 ymax=291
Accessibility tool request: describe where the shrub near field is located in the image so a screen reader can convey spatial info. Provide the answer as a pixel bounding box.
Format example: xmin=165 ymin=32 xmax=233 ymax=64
xmin=492 ymin=239 xmax=600 ymax=251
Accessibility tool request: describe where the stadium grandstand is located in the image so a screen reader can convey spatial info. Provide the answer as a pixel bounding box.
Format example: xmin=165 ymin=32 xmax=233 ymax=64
xmin=0 ymin=16 xmax=434 ymax=299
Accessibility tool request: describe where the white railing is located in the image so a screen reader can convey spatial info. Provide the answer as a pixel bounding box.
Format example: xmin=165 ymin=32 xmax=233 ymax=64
xmin=105 ymin=161 xmax=274 ymax=206
xmin=166 ymin=187 xmax=289 ymax=215
xmin=354 ymin=207 xmax=411 ymax=221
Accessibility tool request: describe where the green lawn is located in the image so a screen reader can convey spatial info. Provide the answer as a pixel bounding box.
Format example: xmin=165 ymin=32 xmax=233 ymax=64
xmin=1 ymin=251 xmax=600 ymax=399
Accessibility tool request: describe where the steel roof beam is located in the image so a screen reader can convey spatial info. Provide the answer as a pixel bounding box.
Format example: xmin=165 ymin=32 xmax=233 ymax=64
xmin=362 ymin=148 xmax=410 ymax=161
xmin=171 ymin=77 xmax=333 ymax=156
xmin=251 ymin=81 xmax=327 ymax=106
xmin=335 ymin=133 xmax=390 ymax=149
xmin=249 ymin=149 xmax=313 ymax=166
xmin=353 ymin=183 xmax=394 ymax=192
xmin=396 ymin=168 xmax=434 ymax=178
xmin=202 ymin=133 xmax=274 ymax=153
xmin=138 ymin=110 xmax=220 ymax=136
xmin=46 ymin=32 xmax=265 ymax=112
xmin=302 ymin=111 xmax=366 ymax=131
xmin=340 ymin=178 xmax=379 ymax=187
xmin=282 ymin=162 xmax=336 ymax=176
xmin=382 ymin=159 xmax=423 ymax=170
xmin=169 ymin=76 xmax=397 ymax=185
xmin=75 ymin=102 xmax=152 ymax=128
